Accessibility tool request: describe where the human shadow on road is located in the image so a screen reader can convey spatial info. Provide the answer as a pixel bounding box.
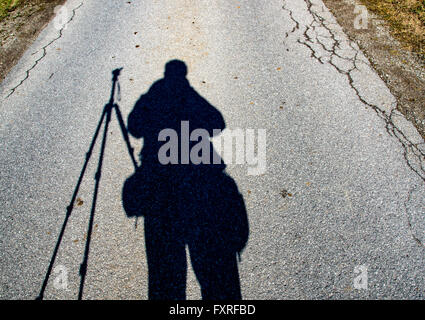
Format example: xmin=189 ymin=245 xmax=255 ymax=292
xmin=122 ymin=60 xmax=249 ymax=300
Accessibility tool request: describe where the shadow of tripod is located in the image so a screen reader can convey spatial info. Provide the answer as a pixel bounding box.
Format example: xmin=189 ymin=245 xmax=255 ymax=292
xmin=37 ymin=68 xmax=138 ymax=300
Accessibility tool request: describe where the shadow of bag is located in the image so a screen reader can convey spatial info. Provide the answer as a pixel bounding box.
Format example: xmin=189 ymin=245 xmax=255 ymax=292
xmin=122 ymin=168 xmax=160 ymax=218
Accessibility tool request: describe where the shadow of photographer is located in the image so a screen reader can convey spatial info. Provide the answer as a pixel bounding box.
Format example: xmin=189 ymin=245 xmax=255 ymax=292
xmin=122 ymin=60 xmax=249 ymax=300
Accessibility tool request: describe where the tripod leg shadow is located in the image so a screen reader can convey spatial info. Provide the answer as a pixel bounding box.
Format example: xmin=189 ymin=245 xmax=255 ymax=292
xmin=37 ymin=68 xmax=136 ymax=300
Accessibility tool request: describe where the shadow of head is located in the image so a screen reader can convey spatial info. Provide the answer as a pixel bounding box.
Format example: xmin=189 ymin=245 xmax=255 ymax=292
xmin=164 ymin=59 xmax=188 ymax=79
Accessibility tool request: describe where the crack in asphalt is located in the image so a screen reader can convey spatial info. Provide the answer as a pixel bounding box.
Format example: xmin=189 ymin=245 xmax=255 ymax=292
xmin=283 ymin=0 xmax=425 ymax=249
xmin=283 ymin=4 xmax=300 ymax=39
xmin=404 ymin=186 xmax=424 ymax=248
xmin=4 ymin=2 xmax=84 ymax=99
xmin=282 ymin=0 xmax=425 ymax=184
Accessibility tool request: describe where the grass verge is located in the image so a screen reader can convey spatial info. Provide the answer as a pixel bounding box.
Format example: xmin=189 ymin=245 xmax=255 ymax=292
xmin=0 ymin=0 xmax=20 ymax=20
xmin=359 ymin=0 xmax=425 ymax=57
xmin=0 ymin=0 xmax=65 ymax=82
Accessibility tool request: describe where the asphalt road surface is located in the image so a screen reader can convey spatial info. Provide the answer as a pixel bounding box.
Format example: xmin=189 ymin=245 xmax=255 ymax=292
xmin=0 ymin=0 xmax=424 ymax=299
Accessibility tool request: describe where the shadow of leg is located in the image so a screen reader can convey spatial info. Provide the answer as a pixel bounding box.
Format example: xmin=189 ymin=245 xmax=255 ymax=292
xmin=145 ymin=217 xmax=187 ymax=300
xmin=189 ymin=241 xmax=242 ymax=300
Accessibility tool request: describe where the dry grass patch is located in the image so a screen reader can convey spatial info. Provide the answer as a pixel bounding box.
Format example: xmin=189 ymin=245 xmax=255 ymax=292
xmin=0 ymin=0 xmax=20 ymax=20
xmin=359 ymin=0 xmax=425 ymax=57
xmin=0 ymin=0 xmax=65 ymax=81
